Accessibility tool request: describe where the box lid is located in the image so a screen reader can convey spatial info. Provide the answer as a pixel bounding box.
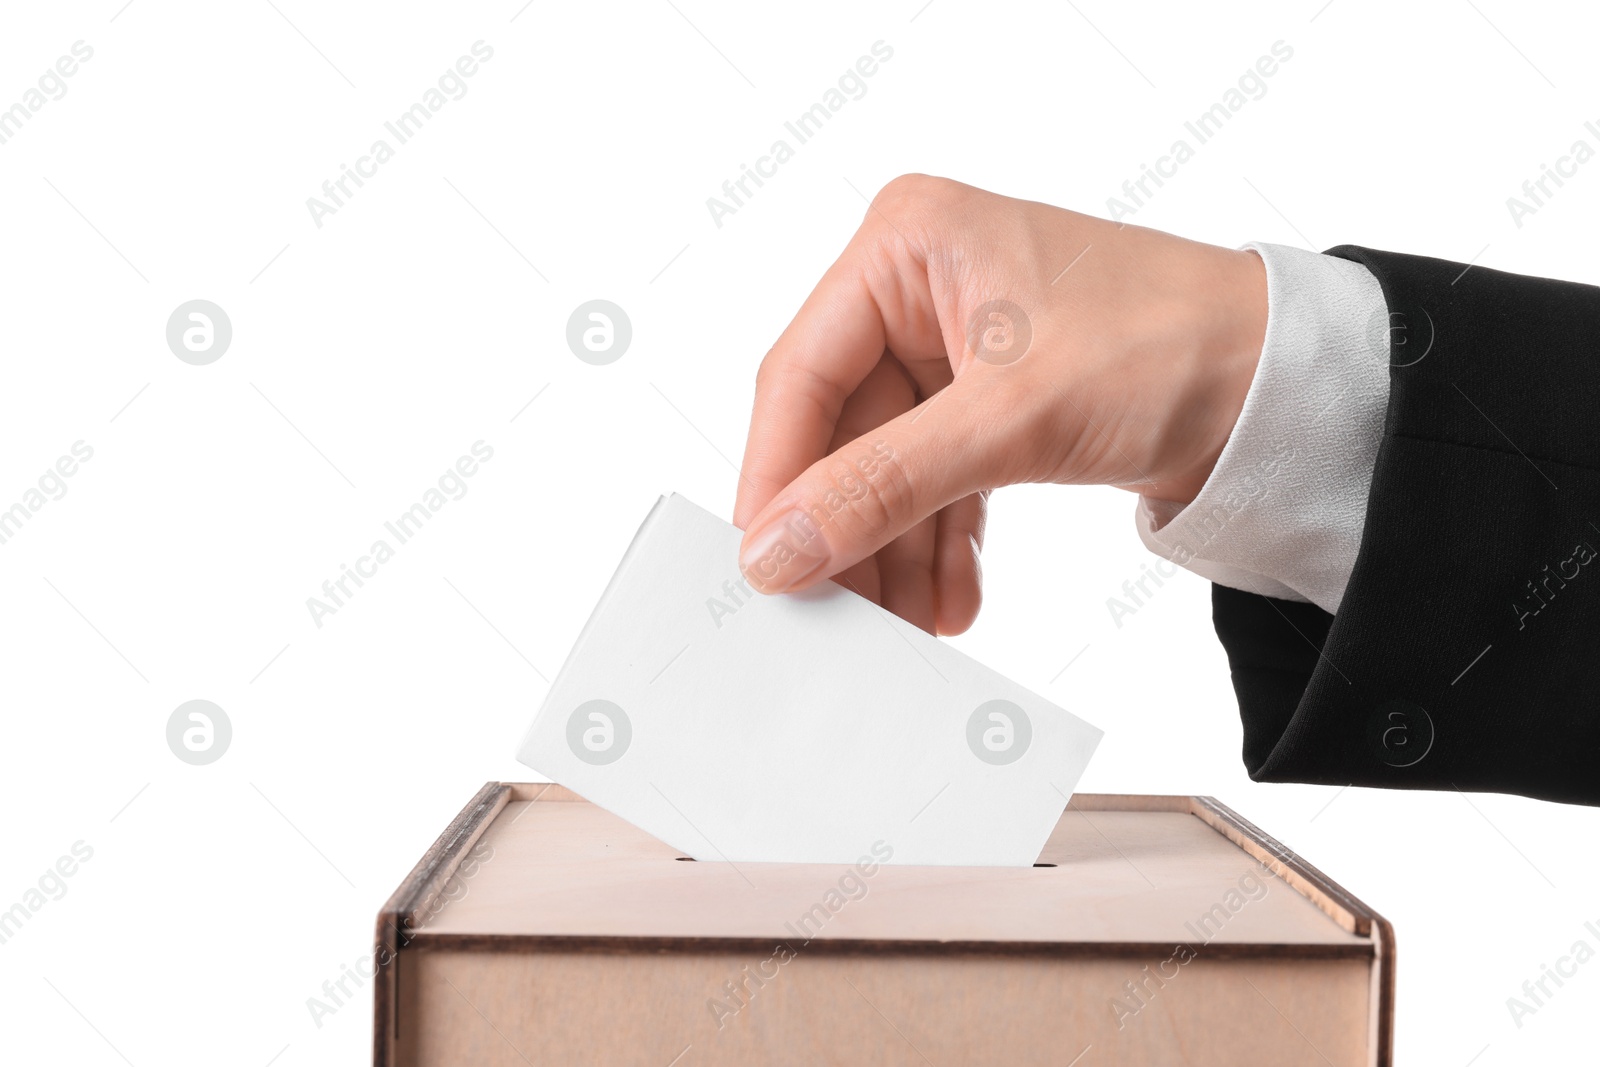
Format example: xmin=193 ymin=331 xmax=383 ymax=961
xmin=381 ymin=784 xmax=1385 ymax=959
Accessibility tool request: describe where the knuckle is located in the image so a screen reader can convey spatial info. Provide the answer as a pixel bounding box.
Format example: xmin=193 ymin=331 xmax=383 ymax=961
xmin=872 ymin=173 xmax=947 ymax=211
xmin=753 ymin=345 xmax=779 ymax=393
xmin=869 ymin=173 xmax=965 ymax=231
xmin=755 ymin=355 xmax=847 ymax=419
xmin=827 ymin=445 xmax=915 ymax=546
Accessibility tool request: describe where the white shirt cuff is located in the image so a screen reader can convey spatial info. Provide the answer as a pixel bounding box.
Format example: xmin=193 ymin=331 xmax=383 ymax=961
xmin=1134 ymin=242 xmax=1390 ymax=615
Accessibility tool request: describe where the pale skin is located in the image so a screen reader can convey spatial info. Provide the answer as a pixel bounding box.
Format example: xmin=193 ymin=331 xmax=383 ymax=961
xmin=734 ymin=174 xmax=1268 ymax=635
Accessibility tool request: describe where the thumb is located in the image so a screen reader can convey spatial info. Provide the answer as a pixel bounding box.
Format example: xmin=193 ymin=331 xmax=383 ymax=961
xmin=737 ymin=378 xmax=1017 ymax=594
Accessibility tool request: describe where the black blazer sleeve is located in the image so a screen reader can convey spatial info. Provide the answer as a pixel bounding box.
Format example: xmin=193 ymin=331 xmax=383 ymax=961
xmin=1212 ymin=245 xmax=1600 ymax=806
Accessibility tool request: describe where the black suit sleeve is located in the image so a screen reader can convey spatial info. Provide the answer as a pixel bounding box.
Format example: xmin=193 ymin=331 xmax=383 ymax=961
xmin=1212 ymin=245 xmax=1600 ymax=806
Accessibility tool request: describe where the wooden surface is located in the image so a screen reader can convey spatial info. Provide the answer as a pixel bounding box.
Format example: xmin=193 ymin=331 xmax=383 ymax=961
xmin=375 ymin=783 xmax=1394 ymax=1067
xmin=412 ymin=791 xmax=1367 ymax=952
xmin=397 ymin=948 xmax=1373 ymax=1067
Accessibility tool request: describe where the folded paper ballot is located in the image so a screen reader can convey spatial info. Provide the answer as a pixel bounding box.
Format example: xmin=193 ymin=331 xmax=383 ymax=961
xmin=515 ymin=494 xmax=1103 ymax=867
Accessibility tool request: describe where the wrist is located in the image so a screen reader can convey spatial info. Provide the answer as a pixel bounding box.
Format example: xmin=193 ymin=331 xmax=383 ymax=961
xmin=1142 ymin=246 xmax=1267 ymax=505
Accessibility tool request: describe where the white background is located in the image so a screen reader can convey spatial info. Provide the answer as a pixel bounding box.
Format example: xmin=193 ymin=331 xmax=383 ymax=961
xmin=1 ymin=0 xmax=1596 ymax=1063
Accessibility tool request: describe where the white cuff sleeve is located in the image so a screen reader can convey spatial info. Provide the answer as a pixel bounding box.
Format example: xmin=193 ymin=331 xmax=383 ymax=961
xmin=1134 ymin=242 xmax=1390 ymax=615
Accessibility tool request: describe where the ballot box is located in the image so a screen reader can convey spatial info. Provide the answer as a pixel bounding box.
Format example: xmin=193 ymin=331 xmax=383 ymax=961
xmin=373 ymin=783 xmax=1394 ymax=1066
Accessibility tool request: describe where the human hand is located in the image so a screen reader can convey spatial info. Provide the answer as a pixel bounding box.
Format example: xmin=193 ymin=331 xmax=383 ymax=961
xmin=733 ymin=175 xmax=1267 ymax=634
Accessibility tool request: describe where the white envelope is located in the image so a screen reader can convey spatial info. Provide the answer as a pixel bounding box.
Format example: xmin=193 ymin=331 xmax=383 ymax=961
xmin=515 ymin=494 xmax=1103 ymax=867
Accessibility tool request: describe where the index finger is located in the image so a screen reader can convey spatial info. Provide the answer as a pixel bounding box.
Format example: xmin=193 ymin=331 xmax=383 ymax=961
xmin=734 ymin=226 xmax=945 ymax=529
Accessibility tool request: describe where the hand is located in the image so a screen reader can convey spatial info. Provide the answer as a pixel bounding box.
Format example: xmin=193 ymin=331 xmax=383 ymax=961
xmin=733 ymin=174 xmax=1267 ymax=635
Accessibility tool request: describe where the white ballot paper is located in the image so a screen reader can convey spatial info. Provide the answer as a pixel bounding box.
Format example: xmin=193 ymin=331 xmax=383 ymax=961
xmin=516 ymin=494 xmax=1102 ymax=867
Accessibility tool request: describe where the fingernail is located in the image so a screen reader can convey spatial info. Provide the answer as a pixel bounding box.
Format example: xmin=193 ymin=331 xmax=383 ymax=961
xmin=740 ymin=509 xmax=830 ymax=593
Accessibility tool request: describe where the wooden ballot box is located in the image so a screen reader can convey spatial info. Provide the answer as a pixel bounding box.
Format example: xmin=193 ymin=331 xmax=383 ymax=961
xmin=374 ymin=783 xmax=1394 ymax=1066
